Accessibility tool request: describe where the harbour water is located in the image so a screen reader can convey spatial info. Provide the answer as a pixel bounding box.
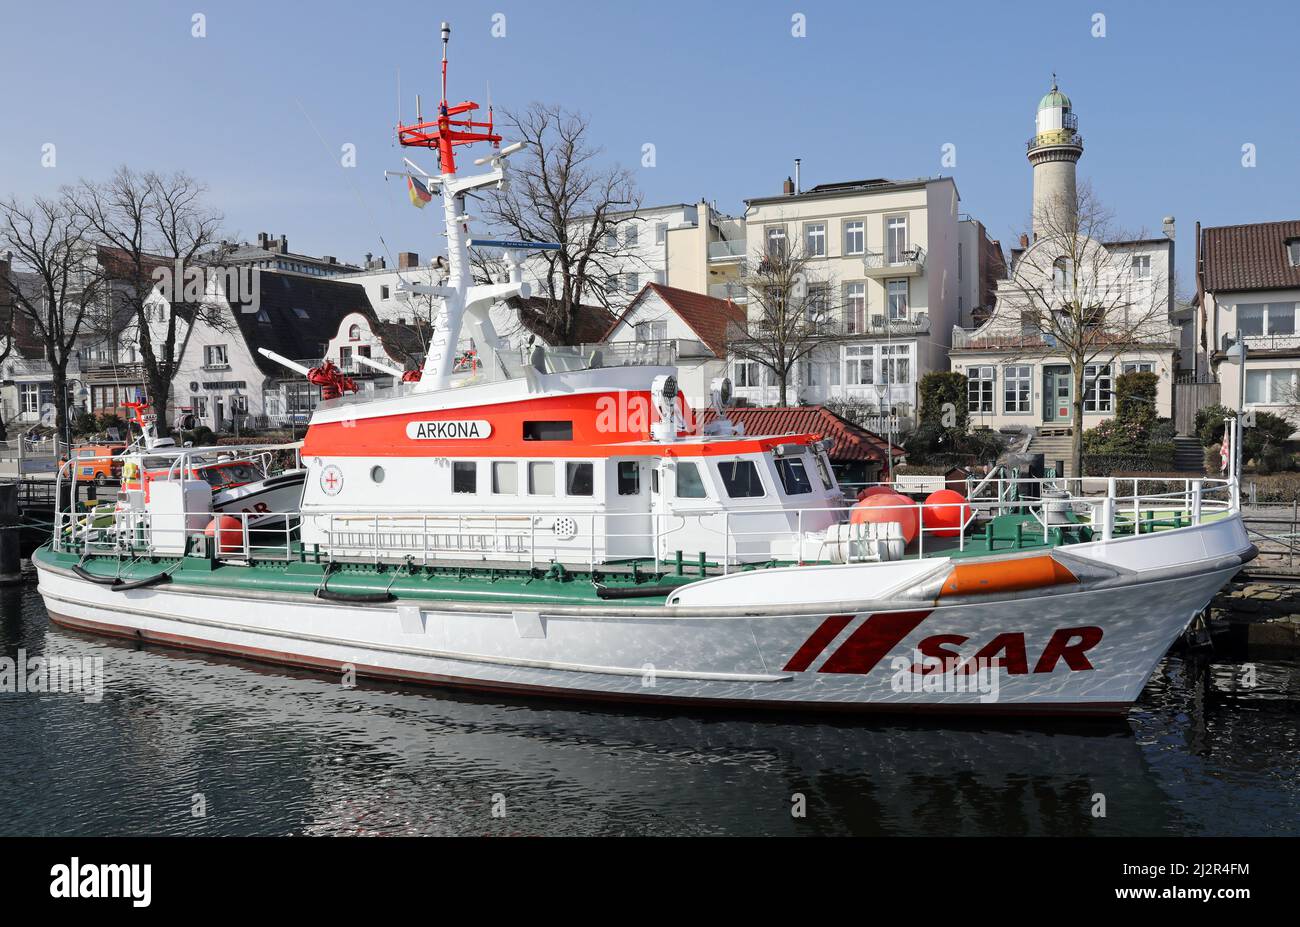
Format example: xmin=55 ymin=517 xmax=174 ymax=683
xmin=1 ymin=583 xmax=1296 ymax=837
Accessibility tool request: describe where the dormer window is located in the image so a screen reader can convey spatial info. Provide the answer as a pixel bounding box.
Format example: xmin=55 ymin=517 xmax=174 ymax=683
xmin=1287 ymin=239 xmax=1300 ymax=267
xmin=293 ymin=307 xmax=309 ymax=319
xmin=348 ymin=323 xmax=361 ymax=341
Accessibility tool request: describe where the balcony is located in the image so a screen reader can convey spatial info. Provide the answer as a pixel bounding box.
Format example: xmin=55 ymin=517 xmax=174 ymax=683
xmin=1241 ymin=332 xmax=1300 ymax=354
xmin=1027 ymin=131 xmax=1083 ymax=151
xmin=707 ymin=239 xmax=747 ymax=262
xmin=843 ymin=313 xmax=930 ymax=338
xmin=863 ymin=245 xmax=926 ymax=278
xmin=708 ymin=282 xmax=748 ymax=302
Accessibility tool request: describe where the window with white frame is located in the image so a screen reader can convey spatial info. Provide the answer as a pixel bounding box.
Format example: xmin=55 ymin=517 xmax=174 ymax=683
xmin=806 ymin=284 xmax=829 ymax=324
xmin=635 ymin=319 xmax=667 ymax=342
xmin=887 ymin=279 xmax=909 ymax=321
xmin=765 ymin=226 xmax=787 ymax=259
xmin=1236 ymin=302 xmax=1297 ymax=337
xmin=843 ymin=220 xmax=864 ymax=256
xmin=1121 ymin=361 xmax=1155 ymax=374
xmin=1130 ymin=255 xmax=1152 ymax=280
xmin=1083 ymin=364 xmax=1113 ymax=412
xmin=886 ymin=216 xmax=908 ymax=263
xmin=968 ymin=366 xmax=994 ymax=413
xmin=624 ymin=273 xmax=638 ymax=295
xmin=655 ymin=222 xmax=667 ymax=245
xmin=625 ymin=224 xmax=638 ymax=247
xmin=733 ymin=360 xmax=764 ymax=388
xmin=203 ymin=344 xmax=229 ymax=368
xmin=19 ymin=383 xmax=39 ymax=415
xmin=845 ymin=282 xmax=866 ymax=333
xmin=604 ymin=230 xmax=617 ymax=249
xmin=844 ymin=344 xmax=873 ymax=385
xmin=880 ymin=344 xmax=910 ymax=385
xmin=1245 ymin=367 xmax=1298 ymax=404
xmin=1004 ymin=365 xmax=1031 ymax=413
xmin=805 ymin=222 xmax=826 ymax=257
xmin=1287 ymin=240 xmax=1300 ymax=267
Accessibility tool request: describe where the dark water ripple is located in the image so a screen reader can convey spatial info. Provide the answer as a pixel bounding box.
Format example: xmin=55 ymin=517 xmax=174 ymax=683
xmin=1 ymin=584 xmax=1296 ymax=836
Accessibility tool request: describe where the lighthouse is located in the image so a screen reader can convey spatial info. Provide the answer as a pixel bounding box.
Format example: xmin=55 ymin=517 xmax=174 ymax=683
xmin=1027 ymin=75 xmax=1083 ymax=237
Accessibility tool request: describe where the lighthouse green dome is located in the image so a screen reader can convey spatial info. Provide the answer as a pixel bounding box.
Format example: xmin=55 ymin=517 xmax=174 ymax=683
xmin=1038 ymin=80 xmax=1071 ymax=111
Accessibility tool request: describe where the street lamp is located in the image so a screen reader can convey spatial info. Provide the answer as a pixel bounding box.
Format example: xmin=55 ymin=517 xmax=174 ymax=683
xmin=1224 ymin=327 xmax=1248 ymax=484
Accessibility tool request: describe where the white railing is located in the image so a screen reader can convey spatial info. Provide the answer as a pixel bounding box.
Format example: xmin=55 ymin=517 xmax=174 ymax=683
xmin=54 ymin=463 xmax=1237 ymax=577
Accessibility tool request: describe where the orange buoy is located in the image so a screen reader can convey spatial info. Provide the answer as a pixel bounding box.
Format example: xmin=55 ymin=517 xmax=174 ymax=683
xmin=849 ymin=492 xmax=919 ymax=544
xmin=856 ymin=484 xmax=896 ymax=502
xmin=922 ymin=489 xmax=971 ymax=538
xmin=205 ymin=515 xmax=244 ymax=555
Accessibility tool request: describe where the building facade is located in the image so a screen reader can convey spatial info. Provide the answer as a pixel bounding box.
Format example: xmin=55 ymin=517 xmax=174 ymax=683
xmin=949 ymin=81 xmax=1179 ymax=436
xmin=727 ymin=175 xmax=963 ymax=418
xmin=1201 ymin=220 xmax=1300 ymax=427
xmin=600 ymin=283 xmax=745 ymax=406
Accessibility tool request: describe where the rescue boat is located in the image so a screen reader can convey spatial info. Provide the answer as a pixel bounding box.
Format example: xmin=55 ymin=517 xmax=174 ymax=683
xmin=32 ymin=24 xmax=1254 ymax=716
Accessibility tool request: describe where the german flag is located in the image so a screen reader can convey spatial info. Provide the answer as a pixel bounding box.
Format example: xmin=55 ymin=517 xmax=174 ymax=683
xmin=407 ymin=175 xmax=433 ymax=208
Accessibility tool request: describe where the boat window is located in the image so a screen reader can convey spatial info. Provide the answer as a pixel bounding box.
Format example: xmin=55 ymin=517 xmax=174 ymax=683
xmin=452 ymin=461 xmax=477 ymax=493
xmin=370 ymin=465 xmax=385 ymax=484
xmin=676 ymin=461 xmax=707 ymax=498
xmin=776 ymin=457 xmax=813 ymax=495
xmin=492 ymin=461 xmax=518 ymax=494
xmin=523 ymin=421 xmax=574 ymax=441
xmin=812 ymin=451 xmax=834 ymax=490
xmin=529 ymin=461 xmax=554 ymax=495
xmin=565 ymin=461 xmax=594 ymax=496
xmin=652 ymin=467 xmax=660 ymax=494
xmin=717 ymin=460 xmax=765 ymax=498
xmin=616 ymin=461 xmax=640 ymax=495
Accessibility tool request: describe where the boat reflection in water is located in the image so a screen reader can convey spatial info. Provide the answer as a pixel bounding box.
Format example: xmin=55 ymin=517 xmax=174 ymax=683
xmin=6 ymin=585 xmax=1295 ymax=836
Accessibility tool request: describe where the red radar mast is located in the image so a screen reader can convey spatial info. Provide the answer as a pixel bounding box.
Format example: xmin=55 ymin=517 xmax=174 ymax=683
xmin=396 ymin=21 xmax=501 ymax=174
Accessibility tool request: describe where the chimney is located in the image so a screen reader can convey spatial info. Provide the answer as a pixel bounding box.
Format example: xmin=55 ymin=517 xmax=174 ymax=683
xmin=397 ymin=251 xmax=420 ymax=269
xmin=1019 ymin=233 xmax=1030 ymax=249
xmin=277 ymin=235 xmax=288 ymax=253
xmin=257 ymin=232 xmax=269 ymax=249
xmin=782 ymin=176 xmax=795 ymax=196
xmin=794 ymin=159 xmax=801 ymax=195
xmin=1163 ymin=216 xmax=1176 ymax=240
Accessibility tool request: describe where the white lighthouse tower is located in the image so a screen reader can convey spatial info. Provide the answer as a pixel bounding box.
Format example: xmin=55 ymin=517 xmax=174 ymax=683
xmin=1027 ymin=75 xmax=1084 ymax=237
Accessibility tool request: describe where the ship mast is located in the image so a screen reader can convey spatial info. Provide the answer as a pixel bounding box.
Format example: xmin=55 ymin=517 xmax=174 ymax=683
xmin=394 ymin=21 xmax=534 ymax=391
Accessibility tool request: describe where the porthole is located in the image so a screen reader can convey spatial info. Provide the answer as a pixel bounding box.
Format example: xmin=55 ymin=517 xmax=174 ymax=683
xmin=370 ymin=465 xmax=385 ymax=483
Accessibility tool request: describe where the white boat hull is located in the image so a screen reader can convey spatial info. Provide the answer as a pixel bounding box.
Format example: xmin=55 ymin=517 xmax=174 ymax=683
xmin=34 ymin=516 xmax=1253 ymax=717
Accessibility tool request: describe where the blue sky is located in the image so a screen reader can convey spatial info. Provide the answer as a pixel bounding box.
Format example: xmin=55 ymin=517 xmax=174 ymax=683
xmin=2 ymin=0 xmax=1297 ymax=292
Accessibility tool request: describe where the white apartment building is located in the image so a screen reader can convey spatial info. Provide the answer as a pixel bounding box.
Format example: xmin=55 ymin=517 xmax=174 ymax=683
xmin=725 ymin=175 xmax=963 ymax=417
xmin=1201 ymin=220 xmax=1300 ymax=428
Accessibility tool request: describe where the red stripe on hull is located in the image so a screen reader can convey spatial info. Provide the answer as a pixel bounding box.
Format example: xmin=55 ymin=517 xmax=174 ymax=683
xmin=782 ymin=614 xmax=854 ymax=672
xmin=818 ymin=610 xmax=933 ymax=675
xmin=43 ymin=610 xmax=1130 ymax=717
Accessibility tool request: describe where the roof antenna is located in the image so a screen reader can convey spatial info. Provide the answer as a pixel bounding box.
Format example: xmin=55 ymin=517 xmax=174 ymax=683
xmin=440 ymin=21 xmax=450 ymax=112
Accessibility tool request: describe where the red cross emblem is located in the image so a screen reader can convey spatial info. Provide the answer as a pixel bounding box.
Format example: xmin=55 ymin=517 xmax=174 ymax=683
xmin=319 ymin=465 xmax=344 ymax=495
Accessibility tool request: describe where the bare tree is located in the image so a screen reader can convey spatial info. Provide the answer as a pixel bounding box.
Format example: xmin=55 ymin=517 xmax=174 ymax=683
xmin=727 ymin=240 xmax=841 ymax=405
xmin=481 ymin=103 xmax=643 ymax=345
xmin=994 ymin=183 xmax=1173 ymax=474
xmin=0 ymin=194 xmax=107 ymax=450
xmin=70 ymin=167 xmax=225 ymax=426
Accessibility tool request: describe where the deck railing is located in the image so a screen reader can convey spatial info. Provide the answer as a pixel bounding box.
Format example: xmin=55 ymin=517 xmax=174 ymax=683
xmin=53 ymin=450 xmax=1237 ymax=577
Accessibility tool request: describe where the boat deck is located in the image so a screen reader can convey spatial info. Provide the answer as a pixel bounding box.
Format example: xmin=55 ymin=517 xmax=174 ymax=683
xmin=39 ymin=510 xmax=1211 ymax=609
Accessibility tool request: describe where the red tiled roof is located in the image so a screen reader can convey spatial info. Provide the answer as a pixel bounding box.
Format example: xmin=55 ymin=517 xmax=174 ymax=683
xmin=698 ymin=405 xmax=903 ymax=463
xmin=604 ymin=283 xmax=746 ymax=357
xmin=1202 ymin=220 xmax=1300 ymax=293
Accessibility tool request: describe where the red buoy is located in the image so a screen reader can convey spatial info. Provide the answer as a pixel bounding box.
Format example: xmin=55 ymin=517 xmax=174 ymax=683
xmin=856 ymin=484 xmax=896 ymax=502
xmin=205 ymin=515 xmax=245 ymax=556
xmin=922 ymin=489 xmax=971 ymax=538
xmin=849 ymin=493 xmax=918 ymax=544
